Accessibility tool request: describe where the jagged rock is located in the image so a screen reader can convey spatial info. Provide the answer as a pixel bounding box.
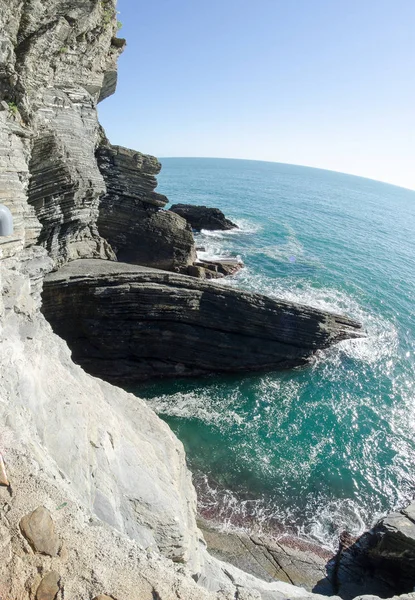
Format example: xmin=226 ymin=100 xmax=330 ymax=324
xmin=36 ymin=571 xmax=61 ymax=600
xmin=197 ymin=258 xmax=243 ymax=277
xmin=28 ymin=88 xmax=116 ymax=265
xmin=188 ymin=265 xmax=208 ymax=278
xmin=42 ymin=259 xmax=363 ymax=383
xmin=93 ymin=596 xmax=116 ymax=600
xmin=170 ymin=204 xmax=238 ymax=231
xmin=20 ymin=506 xmax=60 ymax=556
xmin=328 ymin=501 xmax=415 ymax=599
xmin=97 ymin=143 xmax=197 ymax=270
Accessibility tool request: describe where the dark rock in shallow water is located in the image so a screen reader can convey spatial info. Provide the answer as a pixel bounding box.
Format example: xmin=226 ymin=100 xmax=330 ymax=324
xmin=327 ymin=500 xmax=415 ymax=599
xmin=170 ymin=204 xmax=238 ymax=231
xmin=97 ymin=144 xmax=197 ymax=270
xmin=42 ymin=259 xmax=363 ymax=383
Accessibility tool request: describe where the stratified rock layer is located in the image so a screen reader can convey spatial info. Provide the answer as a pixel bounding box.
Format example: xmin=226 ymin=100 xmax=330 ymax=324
xmin=42 ymin=259 xmax=363 ymax=383
xmin=97 ymin=143 xmax=197 ymax=270
xmin=170 ymin=203 xmax=238 ymax=231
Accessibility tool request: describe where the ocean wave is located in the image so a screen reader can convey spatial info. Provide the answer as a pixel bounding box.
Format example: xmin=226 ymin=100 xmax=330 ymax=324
xmin=195 ymin=218 xmax=259 ymax=261
xmin=200 ymin=218 xmax=262 ymax=238
xmin=195 ymin=473 xmax=376 ymax=551
xmin=146 ymin=390 xmax=244 ymax=427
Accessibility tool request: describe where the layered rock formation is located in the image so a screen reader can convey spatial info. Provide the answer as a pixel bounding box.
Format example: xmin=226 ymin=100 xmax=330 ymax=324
xmin=170 ymin=203 xmax=238 ymax=231
xmin=97 ymin=142 xmax=197 ymax=270
xmin=331 ymin=501 xmax=415 ymax=599
xmin=42 ymin=259 xmax=362 ymax=383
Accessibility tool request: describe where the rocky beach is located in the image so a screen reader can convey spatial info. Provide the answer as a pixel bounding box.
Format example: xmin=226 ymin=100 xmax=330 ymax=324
xmin=0 ymin=1 xmax=414 ymax=599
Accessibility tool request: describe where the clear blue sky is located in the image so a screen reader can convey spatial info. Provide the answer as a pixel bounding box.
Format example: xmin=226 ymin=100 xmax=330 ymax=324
xmin=98 ymin=0 xmax=415 ymax=189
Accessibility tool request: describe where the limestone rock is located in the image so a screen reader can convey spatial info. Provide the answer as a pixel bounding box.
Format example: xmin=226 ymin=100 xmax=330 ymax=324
xmin=20 ymin=506 xmax=60 ymax=556
xmin=170 ymin=204 xmax=238 ymax=231
xmin=97 ymin=143 xmax=197 ymax=270
xmin=36 ymin=571 xmax=61 ymax=600
xmin=42 ymin=259 xmax=363 ymax=383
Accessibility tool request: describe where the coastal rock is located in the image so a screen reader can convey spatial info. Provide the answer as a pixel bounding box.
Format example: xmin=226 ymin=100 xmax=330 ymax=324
xmin=28 ymin=87 xmax=116 ymax=265
xmin=197 ymin=258 xmax=243 ymax=276
xmin=42 ymin=259 xmax=363 ymax=383
xmin=3 ymin=0 xmax=124 ymax=267
xmin=20 ymin=506 xmax=60 ymax=556
xmin=199 ymin=519 xmax=333 ymax=594
xmin=326 ymin=501 xmax=415 ymax=599
xmin=170 ymin=203 xmax=238 ymax=231
xmin=97 ymin=143 xmax=197 ymax=270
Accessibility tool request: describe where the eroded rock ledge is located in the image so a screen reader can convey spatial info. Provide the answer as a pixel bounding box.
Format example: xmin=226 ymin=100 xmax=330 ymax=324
xmin=42 ymin=259 xmax=363 ymax=383
xmin=170 ymin=203 xmax=238 ymax=231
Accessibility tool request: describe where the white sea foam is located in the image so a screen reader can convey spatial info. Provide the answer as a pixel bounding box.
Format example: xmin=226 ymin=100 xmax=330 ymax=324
xmin=221 ymin=268 xmax=399 ymax=369
xmin=146 ymin=390 xmax=244 ymax=427
xmin=301 ymin=498 xmax=368 ymax=549
xmin=200 ymin=218 xmax=262 ymax=238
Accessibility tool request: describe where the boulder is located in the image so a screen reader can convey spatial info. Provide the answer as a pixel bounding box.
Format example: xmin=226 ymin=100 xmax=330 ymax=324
xmin=170 ymin=204 xmax=238 ymax=231
xmin=199 ymin=518 xmax=333 ymax=594
xmin=42 ymin=259 xmax=363 ymax=383
xmin=36 ymin=571 xmax=61 ymax=600
xmin=20 ymin=506 xmax=60 ymax=556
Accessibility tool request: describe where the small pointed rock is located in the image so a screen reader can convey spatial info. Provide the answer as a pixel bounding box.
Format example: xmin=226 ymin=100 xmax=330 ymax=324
xmin=0 ymin=453 xmax=9 ymax=486
xmin=20 ymin=506 xmax=60 ymax=556
xmin=36 ymin=571 xmax=61 ymax=600
xmin=93 ymin=596 xmax=117 ymax=600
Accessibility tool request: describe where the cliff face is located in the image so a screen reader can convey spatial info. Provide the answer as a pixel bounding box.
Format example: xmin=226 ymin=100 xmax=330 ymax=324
xmin=1 ymin=0 xmax=122 ymax=265
xmin=0 ymin=2 xmax=205 ymax=596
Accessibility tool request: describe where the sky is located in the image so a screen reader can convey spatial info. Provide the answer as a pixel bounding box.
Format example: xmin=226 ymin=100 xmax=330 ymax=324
xmin=98 ymin=0 xmax=415 ymax=190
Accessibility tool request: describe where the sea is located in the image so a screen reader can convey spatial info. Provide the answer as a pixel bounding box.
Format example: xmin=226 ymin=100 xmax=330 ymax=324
xmin=133 ymin=158 xmax=415 ymax=551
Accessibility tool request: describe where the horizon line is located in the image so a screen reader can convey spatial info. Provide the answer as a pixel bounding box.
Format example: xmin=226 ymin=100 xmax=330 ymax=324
xmin=157 ymin=156 xmax=415 ymax=193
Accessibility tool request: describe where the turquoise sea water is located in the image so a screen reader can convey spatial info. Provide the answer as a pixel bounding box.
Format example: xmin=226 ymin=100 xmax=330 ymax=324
xmin=134 ymin=158 xmax=415 ymax=549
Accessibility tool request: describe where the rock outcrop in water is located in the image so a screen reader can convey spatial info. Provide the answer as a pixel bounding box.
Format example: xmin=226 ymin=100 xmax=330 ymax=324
xmin=97 ymin=142 xmax=197 ymax=270
xmin=170 ymin=203 xmax=238 ymax=231
xmin=42 ymin=259 xmax=363 ymax=383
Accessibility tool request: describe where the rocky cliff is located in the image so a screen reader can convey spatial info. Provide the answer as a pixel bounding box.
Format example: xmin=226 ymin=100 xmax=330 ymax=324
xmin=0 ymin=1 xmax=412 ymax=599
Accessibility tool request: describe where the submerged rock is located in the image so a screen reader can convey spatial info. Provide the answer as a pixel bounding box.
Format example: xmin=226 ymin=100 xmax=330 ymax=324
xmin=170 ymin=204 xmax=238 ymax=231
xmin=42 ymin=259 xmax=363 ymax=383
